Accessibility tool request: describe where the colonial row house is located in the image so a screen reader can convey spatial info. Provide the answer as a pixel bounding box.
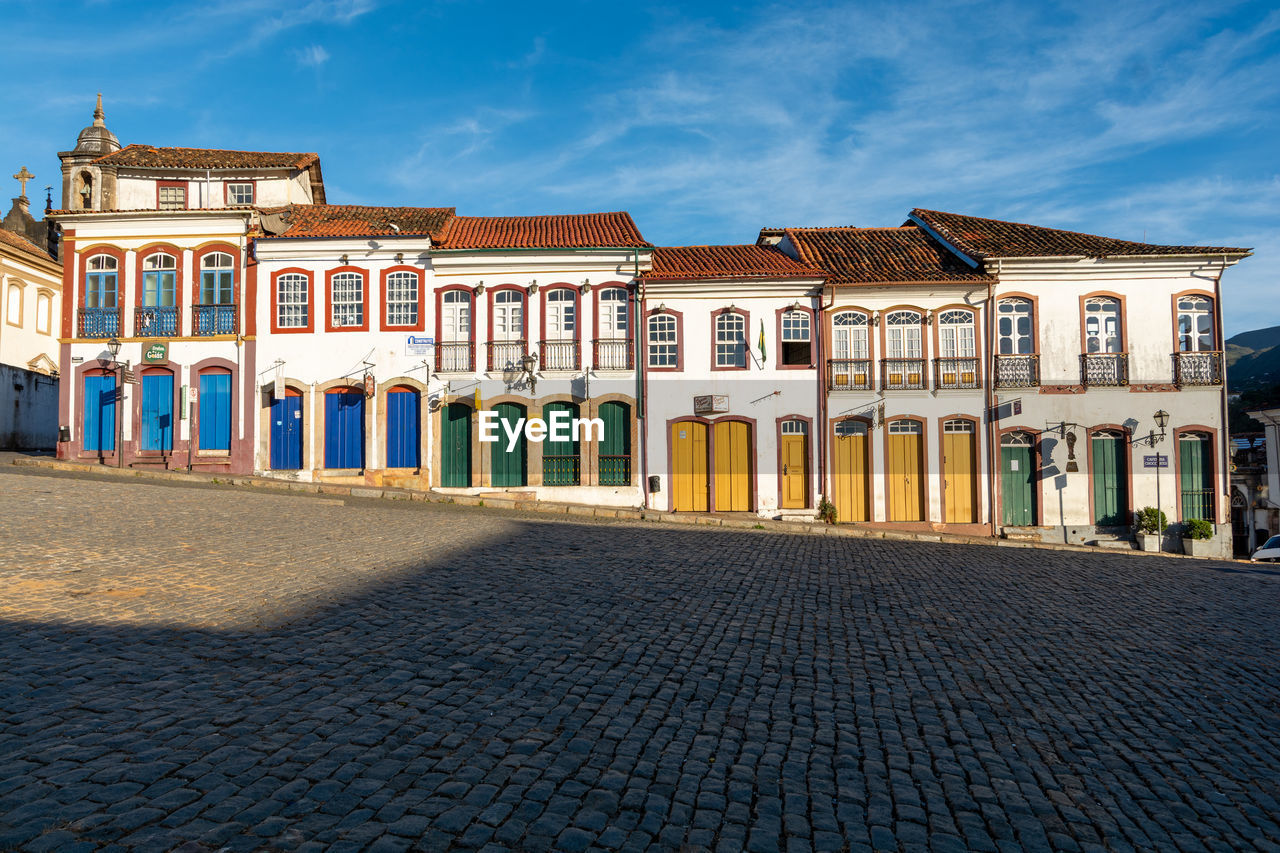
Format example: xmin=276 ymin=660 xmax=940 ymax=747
xmin=48 ymin=99 xmax=1251 ymax=555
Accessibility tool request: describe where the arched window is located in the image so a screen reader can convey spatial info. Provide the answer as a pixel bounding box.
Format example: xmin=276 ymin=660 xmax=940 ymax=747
xmin=142 ymin=253 xmax=176 ymax=307
xmin=648 ymin=313 xmax=678 ymax=369
xmin=781 ymin=310 xmax=811 ymax=366
xmin=545 ymin=289 xmax=575 ymax=340
xmin=438 ymin=289 xmax=472 ymax=372
xmin=385 ymin=271 xmax=419 ymax=326
xmin=832 ymin=311 xmax=869 ymax=359
xmin=78 ymin=171 xmax=93 ymax=209
xmin=200 ymin=252 xmax=234 ymax=305
xmin=330 ymin=271 xmax=364 ymax=328
xmin=885 ymin=310 xmax=922 ymax=358
xmin=598 ymin=288 xmax=628 ymax=337
xmin=1084 ymin=297 xmax=1122 ymax=353
xmin=1177 ymin=296 xmax=1214 ymax=352
xmin=36 ymin=292 xmax=51 ymax=335
xmin=492 ymin=289 xmax=524 ymax=341
xmin=5 ymin=283 xmax=20 ymax=326
xmin=82 ymin=255 xmax=119 ymax=337
xmin=715 ymin=310 xmax=747 ymax=368
xmin=276 ymin=273 xmax=309 ymax=328
xmin=997 ymin=298 xmax=1033 ymax=354
xmin=938 ymin=309 xmax=977 ymax=388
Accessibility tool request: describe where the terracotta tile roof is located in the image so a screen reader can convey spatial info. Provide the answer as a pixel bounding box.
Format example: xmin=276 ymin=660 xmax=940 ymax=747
xmin=780 ymin=225 xmax=993 ymax=284
xmin=0 ymin=228 xmax=57 ymax=264
xmin=434 ymin=212 xmax=650 ymax=249
xmin=92 ymin=144 xmax=320 ymax=171
xmin=263 ymin=204 xmax=456 ymax=239
xmin=646 ymin=244 xmax=821 ymax=280
xmin=911 ymin=208 xmax=1252 ymax=260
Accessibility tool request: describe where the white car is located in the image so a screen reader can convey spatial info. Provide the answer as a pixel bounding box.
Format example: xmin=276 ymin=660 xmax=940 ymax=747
xmin=1250 ymin=535 xmax=1280 ymax=562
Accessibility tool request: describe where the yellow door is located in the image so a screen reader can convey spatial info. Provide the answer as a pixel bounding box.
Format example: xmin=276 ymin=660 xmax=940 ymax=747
xmin=713 ymin=420 xmax=751 ymax=511
xmin=943 ymin=419 xmax=977 ymax=523
xmin=671 ymin=421 xmax=708 ymax=511
xmin=832 ymin=420 xmax=869 ymax=522
xmin=887 ymin=420 xmax=924 ymax=521
xmin=781 ymin=430 xmax=808 ymax=509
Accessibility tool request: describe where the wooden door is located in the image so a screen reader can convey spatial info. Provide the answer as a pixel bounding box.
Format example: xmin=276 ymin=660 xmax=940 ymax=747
xmin=1091 ymin=433 xmax=1127 ymax=526
xmin=491 ymin=402 xmax=526 ymax=487
xmin=324 ymin=390 xmax=364 ymax=469
xmin=270 ymin=391 xmax=302 ymax=471
xmin=1000 ymin=433 xmax=1036 ymax=526
xmin=780 ymin=420 xmax=808 ymax=509
xmin=671 ymin=421 xmax=708 ymax=511
xmin=832 ymin=420 xmax=869 ymax=522
xmin=942 ymin=419 xmax=977 ymax=523
xmin=713 ymin=420 xmax=751 ymax=511
xmin=887 ymin=420 xmax=924 ymax=521
xmin=386 ymin=389 xmax=420 ymax=469
xmin=440 ymin=402 xmax=471 ymax=487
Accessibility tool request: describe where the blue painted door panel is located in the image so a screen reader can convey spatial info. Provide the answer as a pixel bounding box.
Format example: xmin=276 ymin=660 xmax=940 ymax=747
xmin=325 ymin=392 xmax=365 ymax=469
xmin=387 ymin=391 xmax=420 ymax=468
xmin=270 ymin=394 xmax=302 ymax=470
xmin=83 ymin=375 xmax=115 ymax=452
xmin=199 ymin=373 xmax=232 ymax=451
xmin=140 ymin=373 xmax=173 ymax=452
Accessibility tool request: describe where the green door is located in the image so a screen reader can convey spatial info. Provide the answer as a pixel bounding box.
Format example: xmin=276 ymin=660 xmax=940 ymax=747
xmin=1179 ymin=434 xmax=1213 ymax=520
xmin=491 ymin=402 xmax=526 ymax=487
xmin=441 ymin=402 xmax=472 ymax=487
xmin=1000 ymin=433 xmax=1036 ymax=526
xmin=542 ymin=401 xmax=580 ymax=485
xmin=1092 ymin=433 xmax=1128 ymax=526
xmin=598 ymin=401 xmax=631 ymax=486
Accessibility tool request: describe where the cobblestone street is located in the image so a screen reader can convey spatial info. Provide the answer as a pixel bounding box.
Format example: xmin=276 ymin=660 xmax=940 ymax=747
xmin=1 ymin=466 xmax=1277 ymax=852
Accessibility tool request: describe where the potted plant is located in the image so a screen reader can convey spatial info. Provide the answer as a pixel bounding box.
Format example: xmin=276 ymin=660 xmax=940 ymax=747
xmin=1134 ymin=507 xmax=1166 ymax=552
xmin=1182 ymin=518 xmax=1216 ymax=557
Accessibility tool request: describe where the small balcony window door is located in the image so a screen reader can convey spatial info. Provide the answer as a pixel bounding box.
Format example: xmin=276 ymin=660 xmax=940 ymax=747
xmin=886 ymin=310 xmax=922 ymax=359
xmin=143 ymin=253 xmax=177 ymax=308
xmin=276 ymin=273 xmax=309 ymax=328
xmin=331 ymin=271 xmax=364 ymax=328
xmin=648 ymin=312 xmax=678 ymax=368
xmin=832 ymin=312 xmax=869 ymax=360
xmin=599 ymin=288 xmax=628 ymax=338
xmin=1084 ymin=297 xmax=1122 ymax=353
xmin=1177 ymin=296 xmax=1215 ymax=352
xmin=493 ymin=290 xmax=524 ymax=341
xmin=442 ymin=290 xmax=471 ymax=342
xmin=85 ymin=254 xmax=118 ymax=310
xmin=715 ymin=310 xmax=747 ymax=368
xmin=545 ymin=288 xmax=575 ymax=340
xmin=781 ymin=310 xmax=811 ymax=366
xmin=997 ymin=298 xmax=1033 ymax=354
xmin=201 ymin=253 xmax=234 ymax=305
xmin=938 ymin=309 xmax=976 ymax=359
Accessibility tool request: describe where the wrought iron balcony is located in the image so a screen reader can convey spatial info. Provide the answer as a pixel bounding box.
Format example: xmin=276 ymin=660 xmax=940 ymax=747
xmin=994 ymin=354 xmax=1040 ymax=388
xmin=542 ymin=454 xmax=580 ymax=486
xmin=880 ymin=358 xmax=927 ymax=391
xmin=192 ymin=304 xmax=237 ymax=336
xmin=828 ymin=359 xmax=873 ymax=391
xmin=599 ymin=454 xmax=631 ymax=486
xmin=487 ymin=340 xmax=528 ymax=372
xmin=934 ymin=357 xmax=979 ymax=389
xmin=78 ymin=307 xmax=120 ymax=339
xmin=1173 ymin=351 xmax=1223 ymax=386
xmin=539 ymin=339 xmax=580 ymax=371
xmin=435 ymin=341 xmax=475 ymax=373
xmin=1080 ymin=352 xmax=1128 ymax=386
xmin=135 ymin=306 xmax=178 ymax=338
xmin=592 ymin=338 xmax=633 ymax=370
xmin=1181 ymin=488 xmax=1215 ymax=522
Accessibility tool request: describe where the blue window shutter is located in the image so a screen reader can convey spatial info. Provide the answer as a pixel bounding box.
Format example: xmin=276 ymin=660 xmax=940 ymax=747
xmin=199 ymin=372 xmax=231 ymax=451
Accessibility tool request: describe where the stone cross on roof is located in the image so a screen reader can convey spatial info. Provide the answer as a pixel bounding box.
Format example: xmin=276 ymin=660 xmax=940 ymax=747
xmin=13 ymin=166 xmax=33 ymax=198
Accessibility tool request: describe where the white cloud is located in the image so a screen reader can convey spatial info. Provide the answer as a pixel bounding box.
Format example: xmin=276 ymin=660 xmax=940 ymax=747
xmin=297 ymin=44 xmax=331 ymax=68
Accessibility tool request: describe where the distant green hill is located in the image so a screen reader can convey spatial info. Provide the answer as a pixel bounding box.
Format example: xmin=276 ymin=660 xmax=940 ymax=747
xmin=1226 ymin=324 xmax=1280 ymax=390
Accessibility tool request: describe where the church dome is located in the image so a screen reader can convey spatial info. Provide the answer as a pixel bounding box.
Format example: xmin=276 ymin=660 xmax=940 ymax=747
xmin=73 ymin=94 xmax=121 ymax=156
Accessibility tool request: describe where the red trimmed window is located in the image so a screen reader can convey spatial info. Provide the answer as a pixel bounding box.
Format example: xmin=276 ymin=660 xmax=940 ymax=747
xmin=326 ymin=268 xmax=369 ymax=332
xmin=381 ymin=267 xmax=424 ymax=330
xmin=273 ymin=269 xmax=312 ymax=332
xmin=157 ymin=181 xmax=187 ymax=211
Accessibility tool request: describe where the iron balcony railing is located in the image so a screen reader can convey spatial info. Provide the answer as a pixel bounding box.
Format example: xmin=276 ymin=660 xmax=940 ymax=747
xmin=487 ymin=340 xmax=528 ymax=372
xmin=435 ymin=341 xmax=474 ymax=373
xmin=192 ymin=304 xmax=237 ymax=336
xmin=881 ymin=358 xmax=927 ymax=391
xmin=542 ymin=455 xmax=580 ymax=486
xmin=1181 ymin=489 xmax=1215 ymax=522
xmin=599 ymin=455 xmax=631 ymax=486
xmin=539 ymin=339 xmax=580 ymax=371
xmin=934 ymin=357 xmax=980 ymax=389
xmin=1173 ymin=351 xmax=1223 ymax=386
xmin=827 ymin=359 xmax=873 ymax=391
xmin=1081 ymin=352 xmax=1128 ymax=386
xmin=994 ymin=354 xmax=1040 ymax=388
xmin=78 ymin=307 xmax=120 ymax=338
xmin=592 ymin=338 xmax=633 ymax=370
xmin=135 ymin=306 xmax=178 ymax=338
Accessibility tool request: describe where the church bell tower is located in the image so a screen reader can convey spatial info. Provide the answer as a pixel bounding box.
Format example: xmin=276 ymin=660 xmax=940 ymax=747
xmin=57 ymin=94 xmax=122 ymax=211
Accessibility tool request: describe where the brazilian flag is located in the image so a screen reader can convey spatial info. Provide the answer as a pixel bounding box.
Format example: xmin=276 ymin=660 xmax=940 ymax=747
xmin=759 ymin=319 xmax=767 ymax=364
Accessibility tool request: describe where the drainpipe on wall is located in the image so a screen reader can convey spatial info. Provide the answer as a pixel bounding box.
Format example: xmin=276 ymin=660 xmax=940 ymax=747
xmin=986 ymin=264 xmax=999 ymax=537
xmin=1215 ymin=255 xmax=1230 ymax=527
xmin=635 ymin=249 xmax=648 ymax=510
xmin=818 ymin=282 xmax=835 ymax=505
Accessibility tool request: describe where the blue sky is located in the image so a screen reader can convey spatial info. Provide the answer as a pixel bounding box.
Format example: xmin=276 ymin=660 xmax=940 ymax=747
xmin=3 ymin=0 xmax=1277 ymax=335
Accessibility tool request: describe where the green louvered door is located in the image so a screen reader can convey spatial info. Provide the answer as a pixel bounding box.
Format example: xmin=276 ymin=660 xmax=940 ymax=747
xmin=441 ymin=402 xmax=471 ymax=487
xmin=542 ymin=401 xmax=580 ymax=485
xmin=491 ymin=402 xmax=526 ymax=487
xmin=1092 ymin=433 xmax=1128 ymax=526
xmin=1179 ymin=434 xmax=1214 ymax=521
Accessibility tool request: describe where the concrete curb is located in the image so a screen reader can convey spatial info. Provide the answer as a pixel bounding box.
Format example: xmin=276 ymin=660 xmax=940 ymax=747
xmin=8 ymin=456 xmax=1237 ymax=562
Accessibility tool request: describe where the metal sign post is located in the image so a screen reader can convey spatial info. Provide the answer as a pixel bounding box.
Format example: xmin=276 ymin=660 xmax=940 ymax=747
xmin=1144 ymin=452 xmax=1169 ymax=545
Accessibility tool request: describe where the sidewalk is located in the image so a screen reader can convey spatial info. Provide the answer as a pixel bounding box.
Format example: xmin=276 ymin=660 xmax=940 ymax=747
xmin=5 ymin=453 xmax=1232 ymax=560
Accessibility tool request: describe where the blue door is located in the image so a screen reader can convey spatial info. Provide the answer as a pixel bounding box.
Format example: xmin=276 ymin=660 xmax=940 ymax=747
xmin=140 ymin=372 xmax=173 ymax=452
xmin=199 ymin=372 xmax=232 ymax=451
xmin=325 ymin=391 xmax=365 ymax=469
xmin=83 ymin=374 xmax=116 ymax=452
xmin=270 ymin=392 xmax=303 ymax=470
xmin=386 ymin=389 xmax=420 ymax=468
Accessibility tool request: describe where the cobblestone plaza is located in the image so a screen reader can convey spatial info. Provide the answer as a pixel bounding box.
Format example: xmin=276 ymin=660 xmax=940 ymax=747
xmin=1 ymin=466 xmax=1277 ymax=852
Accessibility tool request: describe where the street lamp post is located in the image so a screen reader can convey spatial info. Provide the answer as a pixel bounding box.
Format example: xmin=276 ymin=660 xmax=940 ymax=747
xmin=107 ymin=336 xmax=123 ymax=469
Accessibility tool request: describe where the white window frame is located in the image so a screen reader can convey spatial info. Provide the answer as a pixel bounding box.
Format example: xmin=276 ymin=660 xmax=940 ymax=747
xmin=599 ymin=288 xmax=628 ymax=337
xmin=832 ymin=311 xmax=869 ymax=360
xmin=1177 ymin=296 xmax=1215 ymax=353
xmin=648 ymin=313 xmax=678 ymax=368
xmin=938 ymin=309 xmax=976 ymax=359
xmin=442 ymin=290 xmax=470 ymax=342
xmin=331 ymin=271 xmax=364 ymax=328
xmin=715 ymin=311 xmax=747 ymax=368
xmin=226 ymin=182 xmax=255 ymax=206
xmin=885 ymin=311 xmax=922 ymax=359
xmin=997 ymin=298 xmax=1034 ymax=355
xmin=276 ymin=273 xmax=309 ymax=328
xmin=1084 ymin=297 xmax=1122 ymax=353
xmin=385 ymin=271 xmax=419 ymax=327
xmin=158 ymin=185 xmax=186 ymax=211
xmin=492 ymin=290 xmax=524 ymax=341
xmin=545 ymin=288 xmax=575 ymax=340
